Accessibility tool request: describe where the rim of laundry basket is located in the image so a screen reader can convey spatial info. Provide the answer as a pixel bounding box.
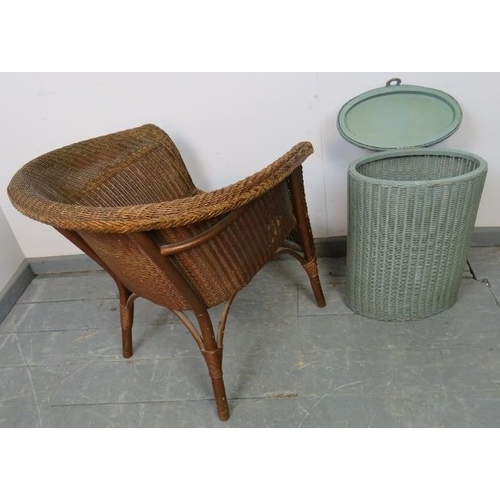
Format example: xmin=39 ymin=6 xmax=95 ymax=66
xmin=348 ymin=148 xmax=488 ymax=187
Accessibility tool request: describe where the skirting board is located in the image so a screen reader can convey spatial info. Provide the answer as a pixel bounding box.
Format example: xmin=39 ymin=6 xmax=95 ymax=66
xmin=0 ymin=261 xmax=35 ymax=324
xmin=28 ymin=254 xmax=102 ymax=275
xmin=469 ymin=227 xmax=500 ymax=247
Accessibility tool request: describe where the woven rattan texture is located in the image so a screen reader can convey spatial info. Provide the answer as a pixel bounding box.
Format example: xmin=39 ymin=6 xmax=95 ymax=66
xmin=358 ymin=155 xmax=477 ymax=182
xmin=8 ymin=124 xmax=313 ymax=233
xmin=346 ymin=153 xmax=487 ymax=321
xmin=152 ymin=183 xmax=296 ymax=308
xmin=78 ymin=230 xmax=193 ymax=309
xmin=7 ymin=124 xmax=309 ymax=309
xmin=79 ymin=183 xmax=295 ymax=310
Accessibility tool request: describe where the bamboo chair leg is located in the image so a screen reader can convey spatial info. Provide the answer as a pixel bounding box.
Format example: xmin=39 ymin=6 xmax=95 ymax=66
xmin=289 ymin=168 xmax=326 ymax=308
xmin=118 ymin=285 xmax=135 ymax=359
xmin=198 ymin=308 xmax=230 ymax=420
xmin=120 ymin=303 xmax=134 ymax=359
xmin=173 ymin=307 xmax=230 ymax=421
xmin=202 ymin=347 xmax=229 ymax=421
xmin=56 ymin=229 xmax=139 ymax=356
xmin=128 ymin=232 xmax=231 ymax=420
xmin=302 ymin=258 xmax=326 ymax=308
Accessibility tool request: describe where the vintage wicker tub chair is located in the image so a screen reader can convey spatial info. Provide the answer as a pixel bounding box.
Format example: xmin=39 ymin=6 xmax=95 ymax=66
xmin=8 ymin=124 xmax=326 ymax=420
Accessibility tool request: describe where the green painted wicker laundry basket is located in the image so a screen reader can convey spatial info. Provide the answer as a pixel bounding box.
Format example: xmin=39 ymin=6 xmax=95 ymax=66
xmin=346 ymin=149 xmax=487 ymax=321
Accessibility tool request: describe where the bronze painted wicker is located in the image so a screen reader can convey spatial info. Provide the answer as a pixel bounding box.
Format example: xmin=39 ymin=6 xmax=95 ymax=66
xmin=8 ymin=124 xmax=326 ymax=420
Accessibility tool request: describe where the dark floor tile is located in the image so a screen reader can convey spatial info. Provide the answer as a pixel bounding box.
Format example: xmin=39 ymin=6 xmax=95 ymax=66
xmin=296 ymin=314 xmax=421 ymax=352
xmin=41 ymin=350 xmax=307 ymax=408
xmin=16 ymin=324 xmax=202 ymax=367
xmin=0 ymin=334 xmax=25 ymax=367
xmin=18 ymin=272 xmax=117 ymax=303
xmin=297 ymin=310 xmax=500 ymax=352
xmin=298 ymin=281 xmax=353 ymax=317
xmin=297 ymin=389 xmax=500 ymax=428
xmin=297 ymin=393 xmax=407 ymax=427
xmin=134 ymin=397 xmax=310 ymax=427
xmin=403 ymin=307 xmax=500 ymax=349
xmin=251 ymin=257 xmax=344 ymax=287
xmin=17 ymin=328 xmax=122 ymax=366
xmin=0 ymin=367 xmax=42 ymax=427
xmin=398 ymin=391 xmax=500 ymax=427
xmin=228 ymin=283 xmax=298 ymax=319
xmin=216 ymin=397 xmax=309 ymax=428
xmin=454 ymin=278 xmax=499 ymax=311
xmin=48 ymin=357 xmax=212 ymax=406
xmin=223 ymin=315 xmax=300 ymax=355
xmin=0 ymin=300 xmax=103 ymax=334
xmin=40 ymin=397 xmax=311 ymax=428
xmin=223 ymin=351 xmax=305 ymax=400
xmin=40 ymin=402 xmax=145 ymax=428
xmin=95 ymin=298 xmax=178 ymax=328
xmin=468 ymin=248 xmax=500 ymax=278
xmin=289 ymin=346 xmax=499 ymax=398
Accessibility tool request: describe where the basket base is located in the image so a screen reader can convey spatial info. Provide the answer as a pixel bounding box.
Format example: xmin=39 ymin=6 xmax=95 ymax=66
xmin=344 ymin=295 xmax=458 ymax=322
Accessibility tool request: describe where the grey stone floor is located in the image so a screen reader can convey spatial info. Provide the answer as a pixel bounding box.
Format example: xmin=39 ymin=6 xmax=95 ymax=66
xmin=1 ymin=247 xmax=500 ymax=428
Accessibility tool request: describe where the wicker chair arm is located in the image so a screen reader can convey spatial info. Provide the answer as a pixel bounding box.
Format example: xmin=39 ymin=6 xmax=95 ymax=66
xmin=8 ymin=141 xmax=314 ymax=233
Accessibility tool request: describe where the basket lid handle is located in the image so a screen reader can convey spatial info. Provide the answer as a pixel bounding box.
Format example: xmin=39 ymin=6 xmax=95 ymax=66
xmin=386 ymin=78 xmax=402 ymax=86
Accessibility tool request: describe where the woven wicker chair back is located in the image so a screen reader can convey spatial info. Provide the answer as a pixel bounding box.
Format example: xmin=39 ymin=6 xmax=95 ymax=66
xmin=78 ymin=183 xmax=295 ymax=309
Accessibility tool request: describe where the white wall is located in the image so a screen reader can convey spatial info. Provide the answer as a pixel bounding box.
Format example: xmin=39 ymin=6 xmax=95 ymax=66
xmin=1 ymin=72 xmax=499 ymax=258
xmin=0 ymin=205 xmax=25 ymax=292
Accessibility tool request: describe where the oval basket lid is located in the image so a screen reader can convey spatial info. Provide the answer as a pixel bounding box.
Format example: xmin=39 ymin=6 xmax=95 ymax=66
xmin=337 ymin=78 xmax=462 ymax=150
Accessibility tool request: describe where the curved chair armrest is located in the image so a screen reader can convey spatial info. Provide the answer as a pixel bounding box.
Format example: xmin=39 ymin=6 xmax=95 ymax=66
xmin=149 ymin=141 xmax=314 ymax=230
xmin=8 ymin=141 xmax=314 ymax=233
